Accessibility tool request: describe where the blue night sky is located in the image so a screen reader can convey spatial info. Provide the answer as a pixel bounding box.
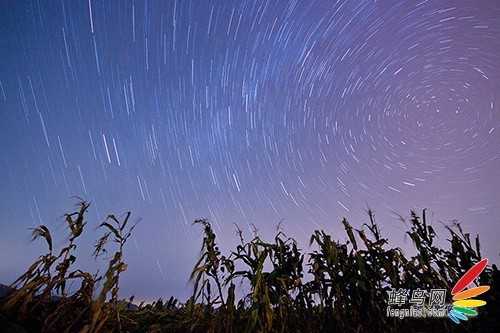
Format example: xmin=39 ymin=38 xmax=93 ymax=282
xmin=1 ymin=0 xmax=499 ymax=300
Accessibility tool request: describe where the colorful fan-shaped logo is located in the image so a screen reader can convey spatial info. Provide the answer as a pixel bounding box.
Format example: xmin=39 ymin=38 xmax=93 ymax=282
xmin=448 ymin=258 xmax=490 ymax=324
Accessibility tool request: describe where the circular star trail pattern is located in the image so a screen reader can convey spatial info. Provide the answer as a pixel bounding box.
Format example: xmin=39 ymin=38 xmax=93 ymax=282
xmin=1 ymin=0 xmax=499 ymax=299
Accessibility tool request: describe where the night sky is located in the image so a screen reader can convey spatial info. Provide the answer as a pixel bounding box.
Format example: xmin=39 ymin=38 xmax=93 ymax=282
xmin=1 ymin=0 xmax=499 ymax=301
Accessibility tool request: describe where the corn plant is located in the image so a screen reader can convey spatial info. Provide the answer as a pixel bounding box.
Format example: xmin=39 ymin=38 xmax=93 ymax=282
xmin=1 ymin=203 xmax=498 ymax=333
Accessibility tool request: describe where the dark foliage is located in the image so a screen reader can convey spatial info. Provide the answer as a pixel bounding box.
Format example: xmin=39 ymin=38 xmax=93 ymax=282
xmin=0 ymin=202 xmax=498 ymax=332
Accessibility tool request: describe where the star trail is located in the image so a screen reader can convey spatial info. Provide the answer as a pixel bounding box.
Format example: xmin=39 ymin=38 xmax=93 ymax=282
xmin=1 ymin=0 xmax=499 ymax=300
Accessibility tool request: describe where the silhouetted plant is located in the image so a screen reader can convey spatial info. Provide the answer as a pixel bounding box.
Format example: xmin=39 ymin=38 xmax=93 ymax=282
xmin=1 ymin=202 xmax=498 ymax=333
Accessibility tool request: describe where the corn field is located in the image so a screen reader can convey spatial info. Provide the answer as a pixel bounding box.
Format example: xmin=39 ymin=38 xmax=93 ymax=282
xmin=0 ymin=200 xmax=498 ymax=332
